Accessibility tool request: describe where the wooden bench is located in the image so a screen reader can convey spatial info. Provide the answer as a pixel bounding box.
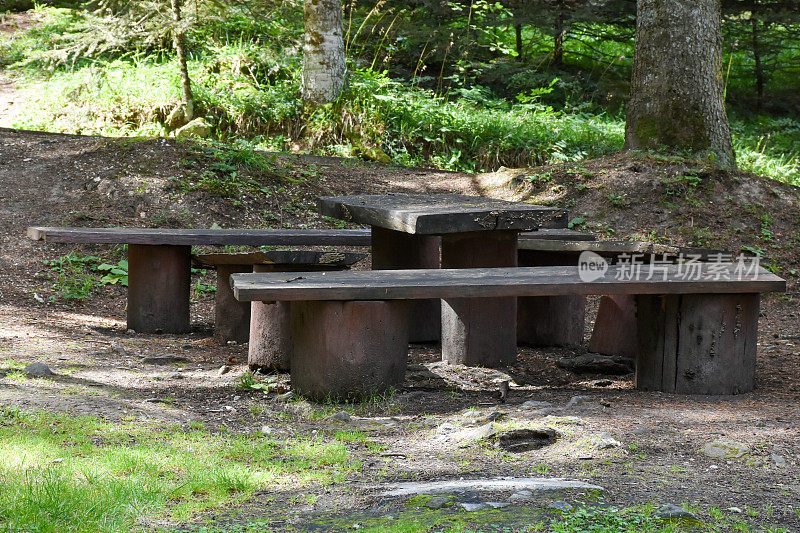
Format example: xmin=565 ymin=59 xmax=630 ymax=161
xmin=231 ymin=264 xmax=785 ymax=400
xmin=516 ymin=239 xmax=679 ymax=348
xmin=193 ymin=251 xmax=365 ymax=370
xmin=26 ymin=226 xmax=592 ymax=334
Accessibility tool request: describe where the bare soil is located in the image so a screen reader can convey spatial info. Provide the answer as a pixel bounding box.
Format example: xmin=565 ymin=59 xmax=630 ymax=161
xmin=1 ymin=98 xmax=800 ymax=529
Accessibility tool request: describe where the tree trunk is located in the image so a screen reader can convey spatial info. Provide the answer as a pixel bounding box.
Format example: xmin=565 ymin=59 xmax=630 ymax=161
xmin=553 ymin=12 xmax=564 ymax=67
xmin=625 ymin=0 xmax=735 ymax=168
xmin=171 ymin=0 xmax=194 ymax=121
xmin=752 ymin=18 xmax=764 ymax=114
xmin=302 ymin=0 xmax=347 ymax=106
xmin=515 ymin=22 xmax=524 ymax=60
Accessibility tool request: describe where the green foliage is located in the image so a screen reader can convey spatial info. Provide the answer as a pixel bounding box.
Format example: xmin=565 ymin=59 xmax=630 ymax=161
xmin=45 ymin=250 xmax=128 ymax=301
xmin=551 ymin=505 xmax=681 ymax=533
xmin=96 ymin=259 xmax=128 ymax=286
xmin=1 ymin=3 xmax=798 ymax=184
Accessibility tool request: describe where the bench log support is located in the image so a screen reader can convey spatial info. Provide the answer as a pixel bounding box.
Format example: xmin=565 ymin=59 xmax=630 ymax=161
xmin=215 ymin=264 xmax=253 ymax=343
xmin=290 ymin=300 xmax=410 ymax=401
xmin=441 ymin=231 xmax=518 ymax=367
xmin=371 ymin=227 xmax=441 ymax=343
xmin=248 ymin=265 xmax=292 ymax=372
xmin=636 ymin=293 xmax=760 ymax=395
xmin=588 ymin=295 xmax=638 ymax=358
xmin=127 ymin=244 xmax=191 ymax=334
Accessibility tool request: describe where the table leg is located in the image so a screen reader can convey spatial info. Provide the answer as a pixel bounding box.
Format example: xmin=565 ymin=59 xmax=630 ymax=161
xmin=517 ymin=249 xmax=585 ymax=347
xmin=441 ymin=231 xmax=518 ymax=367
xmin=371 ymin=227 xmax=441 ymax=343
xmin=215 ymin=264 xmax=252 ymax=343
xmin=127 ymin=244 xmax=191 ymax=334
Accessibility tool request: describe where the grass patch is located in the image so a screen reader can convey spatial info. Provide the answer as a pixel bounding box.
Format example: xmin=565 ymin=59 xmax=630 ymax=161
xmin=0 ymin=407 xmax=359 ymax=532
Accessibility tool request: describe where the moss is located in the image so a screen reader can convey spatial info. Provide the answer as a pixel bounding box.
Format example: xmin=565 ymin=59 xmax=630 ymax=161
xmin=633 ymin=116 xmax=659 ymax=148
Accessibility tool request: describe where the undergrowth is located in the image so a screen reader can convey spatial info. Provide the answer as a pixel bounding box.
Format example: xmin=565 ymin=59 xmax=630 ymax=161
xmin=1 ymin=5 xmax=797 ymax=183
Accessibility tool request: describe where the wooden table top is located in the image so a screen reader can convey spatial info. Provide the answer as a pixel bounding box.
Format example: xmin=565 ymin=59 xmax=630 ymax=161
xmin=317 ymin=193 xmax=568 ymax=235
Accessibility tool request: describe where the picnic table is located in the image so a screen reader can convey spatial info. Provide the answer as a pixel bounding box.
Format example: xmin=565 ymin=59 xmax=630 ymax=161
xmin=318 ymin=193 xmax=568 ymax=367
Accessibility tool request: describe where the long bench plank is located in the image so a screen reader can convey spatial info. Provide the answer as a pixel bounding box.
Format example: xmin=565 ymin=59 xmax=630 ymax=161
xmin=27 ymin=226 xmax=592 ymax=245
xmin=26 ymin=227 xmax=373 ymax=246
xmin=232 ymin=265 xmax=785 ymax=301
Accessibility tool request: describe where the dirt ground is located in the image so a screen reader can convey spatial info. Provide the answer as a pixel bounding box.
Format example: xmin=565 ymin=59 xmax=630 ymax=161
xmin=2 ymin=126 xmax=800 ymax=530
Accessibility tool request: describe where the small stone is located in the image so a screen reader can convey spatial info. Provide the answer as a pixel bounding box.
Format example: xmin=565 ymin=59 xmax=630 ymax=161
xmin=586 ymin=432 xmax=621 ymax=450
xmin=425 ymin=496 xmax=449 ymax=510
xmin=455 ymin=422 xmax=497 ymax=447
xmin=436 ymin=423 xmax=457 ymax=434
xmin=126 ymin=329 xmax=136 ymax=335
xmin=486 ymin=502 xmax=510 ymax=509
xmin=521 ymin=400 xmax=553 ymax=409
xmin=217 ymin=365 xmax=232 ymax=375
xmin=657 ymin=503 xmax=698 ymax=520
xmin=726 ymin=507 xmax=742 ymax=514
xmin=509 ymin=490 xmax=532 ymax=503
xmin=701 ymin=439 xmax=750 ymax=459
xmin=459 ymin=503 xmax=488 ymax=512
xmin=175 ymin=117 xmax=211 ymax=139
xmin=548 ymin=501 xmax=573 ymax=512
xmin=261 ymin=426 xmax=273 ymax=435
xmin=141 ymin=355 xmax=189 ymax=365
xmin=565 ymin=395 xmax=592 ymax=409
xmin=110 ymin=343 xmax=127 ymax=355
xmin=329 ymin=411 xmax=352 ymax=422
xmin=233 ymin=395 xmax=241 ymax=401
xmin=771 ymin=454 xmax=787 ymax=467
xmin=167 ymin=105 xmax=188 ymax=130
xmin=275 ymin=391 xmax=294 ymax=402
xmin=23 ymin=363 xmax=54 ymax=377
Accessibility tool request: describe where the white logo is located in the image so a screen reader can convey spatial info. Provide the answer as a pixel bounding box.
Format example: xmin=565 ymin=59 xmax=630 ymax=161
xmin=578 ymin=251 xmax=608 ymax=282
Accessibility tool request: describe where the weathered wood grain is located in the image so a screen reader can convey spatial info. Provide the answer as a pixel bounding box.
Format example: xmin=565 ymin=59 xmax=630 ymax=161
xmin=636 ymin=293 xmax=759 ymax=394
xmin=127 ymin=244 xmax=191 ymax=333
xmin=517 ymin=239 xmax=677 ymax=254
xmin=372 ymin=227 xmax=441 ymax=343
xmin=290 ymin=300 xmax=410 ymax=401
xmin=26 ymin=227 xmax=373 ymax=246
xmin=214 ymin=264 xmax=253 ymax=343
xmin=28 ymin=226 xmax=589 ymax=246
xmin=588 ymin=295 xmax=638 ymax=359
xmin=194 ymin=251 xmax=365 ymax=268
xmin=441 ymin=231 xmax=518 ymax=367
xmin=231 ymin=265 xmax=786 ymax=302
xmin=317 ymin=193 xmax=569 ymax=234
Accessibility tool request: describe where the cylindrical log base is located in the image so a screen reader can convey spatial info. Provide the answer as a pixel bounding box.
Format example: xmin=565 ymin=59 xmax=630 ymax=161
xmin=635 ymin=293 xmax=760 ymax=395
xmin=215 ymin=264 xmax=252 ymax=343
xmin=289 ymin=300 xmax=410 ymax=401
xmin=248 ymin=301 xmax=291 ymax=372
xmin=127 ymin=244 xmax=191 ymax=334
